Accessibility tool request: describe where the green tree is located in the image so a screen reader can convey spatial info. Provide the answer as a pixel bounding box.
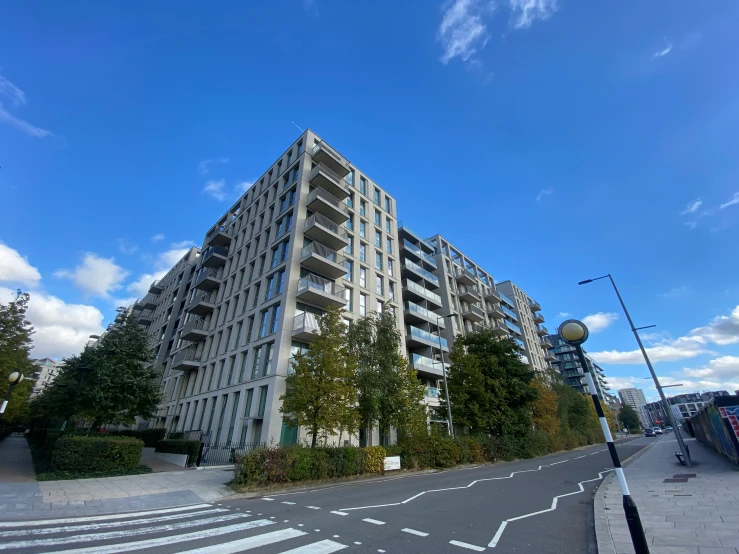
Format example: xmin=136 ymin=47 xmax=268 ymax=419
xmin=32 ymin=311 xmax=161 ymax=429
xmin=618 ymin=404 xmax=641 ymax=431
xmin=280 ymin=306 xmax=358 ymax=448
xmin=0 ymin=291 xmax=36 ymax=426
xmin=531 ymin=379 xmax=560 ymax=437
xmin=438 ymin=331 xmax=538 ymax=436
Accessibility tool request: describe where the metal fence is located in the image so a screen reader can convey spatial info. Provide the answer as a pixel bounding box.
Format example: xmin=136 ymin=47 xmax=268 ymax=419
xmin=198 ymin=441 xmax=265 ymax=467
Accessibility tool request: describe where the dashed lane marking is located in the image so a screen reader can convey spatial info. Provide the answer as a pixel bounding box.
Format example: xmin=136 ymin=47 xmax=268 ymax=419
xmin=402 ymin=528 xmax=429 ymax=537
xmin=263 ymin=498 xmax=275 ymax=501
xmin=362 ymin=518 xmax=386 ymax=525
xmin=450 ymin=540 xmax=486 ymax=551
xmin=330 ymin=511 xmax=348 ymax=516
xmin=282 ymin=501 xmax=296 ymax=505
xmin=306 ymin=506 xmax=322 ymax=510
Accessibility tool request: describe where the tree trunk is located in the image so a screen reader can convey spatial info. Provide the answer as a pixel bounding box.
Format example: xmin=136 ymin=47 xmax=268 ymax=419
xmin=311 ymin=425 xmax=318 ymax=448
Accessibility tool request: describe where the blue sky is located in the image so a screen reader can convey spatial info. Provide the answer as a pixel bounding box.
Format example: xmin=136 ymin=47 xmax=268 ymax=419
xmin=1 ymin=0 xmax=738 ymax=401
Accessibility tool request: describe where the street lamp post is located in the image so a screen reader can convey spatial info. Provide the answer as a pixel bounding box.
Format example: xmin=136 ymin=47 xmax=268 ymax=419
xmin=579 ymin=274 xmax=692 ymax=467
xmin=559 ymin=320 xmax=649 ymax=554
xmin=0 ymin=372 xmax=25 ymax=422
xmin=436 ymin=316 xmax=454 ymax=438
xmin=59 ymin=367 xmax=93 ymax=438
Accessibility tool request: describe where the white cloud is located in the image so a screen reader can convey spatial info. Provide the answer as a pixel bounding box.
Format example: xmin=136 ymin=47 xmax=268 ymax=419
xmin=0 ymin=71 xmax=26 ymax=106
xmin=54 ymin=253 xmax=129 ymax=299
xmin=582 ymin=312 xmax=618 ymax=333
xmin=0 ymin=104 xmax=53 ymax=138
xmin=719 ymin=192 xmax=739 ymax=210
xmin=126 ymin=273 xmax=162 ymax=297
xmin=235 ymin=180 xmax=255 ymax=194
xmin=151 ymin=233 xmax=165 ymax=242
xmin=509 ymin=0 xmax=558 ymax=30
xmin=680 ymin=199 xmax=702 ymax=215
xmin=659 ymin=285 xmax=689 ymax=299
xmin=678 ymin=356 xmax=739 ymax=392
xmin=535 ymin=188 xmax=553 ymax=202
xmin=0 ymin=287 xmax=105 ymax=359
xmin=652 ymin=43 xmax=673 ymax=59
xmin=117 ymin=239 xmax=139 ymax=255
xmin=203 ymin=179 xmax=227 ymax=201
xmin=126 ymin=241 xmax=196 ymax=297
xmin=557 ymin=312 xmax=570 ymax=319
xmin=689 ymin=306 xmax=739 ymax=346
xmin=438 ymin=0 xmax=495 ymax=64
xmin=198 ymin=157 xmax=229 ymax=175
xmin=0 ymin=243 xmax=41 ymax=286
xmin=589 ymin=342 xmax=709 ymax=365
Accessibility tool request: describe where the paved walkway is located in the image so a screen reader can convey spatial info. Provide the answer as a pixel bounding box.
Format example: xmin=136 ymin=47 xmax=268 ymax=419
xmin=595 ymin=434 xmax=739 ymax=554
xmin=0 ymin=435 xmax=37 ymax=482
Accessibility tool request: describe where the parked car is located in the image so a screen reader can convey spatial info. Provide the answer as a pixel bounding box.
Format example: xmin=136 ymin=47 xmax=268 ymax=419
xmin=645 ymin=428 xmax=656 ymax=437
xmin=664 ymin=426 xmax=673 ymax=433
xmin=653 ymin=427 xmax=664 ymax=435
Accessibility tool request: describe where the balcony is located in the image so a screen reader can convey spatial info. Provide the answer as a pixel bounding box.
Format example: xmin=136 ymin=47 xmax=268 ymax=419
xmin=426 ymin=386 xmax=441 ymax=398
xmin=454 ymin=266 xmax=476 ymax=286
xmin=506 ymin=319 xmax=522 ymax=336
xmin=483 ymin=286 xmax=502 ymax=302
xmin=411 ymin=353 xmax=448 ymax=379
xmin=401 ymin=239 xmax=437 ymax=270
xmin=171 ymin=348 xmax=201 ymax=372
xmin=533 ymin=312 xmax=545 ymax=323
xmin=461 ymin=303 xmax=485 ymax=322
xmin=306 ymin=186 xmax=349 ymax=225
xmin=297 ymin=274 xmax=346 ymax=308
xmin=403 ymin=301 xmax=444 ymax=328
xmin=300 ymin=242 xmax=347 ymax=280
xmin=401 ymin=258 xmax=439 ymax=288
xmin=308 ymin=163 xmax=350 ymax=200
xmin=545 ymin=351 xmax=557 ymax=362
xmin=540 ymin=336 xmax=553 ymax=348
xmin=457 ymin=285 xmax=481 ymax=303
xmin=529 ymin=299 xmax=542 ymax=312
xmin=402 ymin=280 xmax=443 ymax=309
xmin=131 ymin=303 xmax=143 ymax=312
xmin=499 ymin=292 xmax=516 ymax=310
xmin=488 ymin=303 xmax=505 ymax=319
xmin=201 ymin=245 xmax=228 ymax=268
xmin=292 ymin=312 xmax=321 ymax=342
xmin=181 ymin=318 xmax=208 ymax=342
xmin=194 ymin=268 xmax=221 ymax=292
xmin=186 ymin=291 xmax=215 ymax=316
xmin=501 ymin=304 xmax=519 ymax=321
xmin=304 ymin=213 xmax=348 ymax=251
xmin=536 ymin=325 xmax=549 ymax=336
xmin=514 ymin=338 xmax=526 ymax=352
xmin=311 ymin=142 xmax=350 ymax=178
xmin=205 ymin=225 xmax=233 ymax=248
xmin=149 ymin=280 xmax=163 ymax=295
xmin=406 ymin=325 xmax=448 ymax=351
xmin=141 ymin=296 xmax=156 ymax=311
xmin=138 ymin=310 xmax=153 ymax=325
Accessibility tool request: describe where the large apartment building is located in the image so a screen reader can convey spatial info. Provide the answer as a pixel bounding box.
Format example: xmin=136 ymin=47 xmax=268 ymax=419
xmin=548 ymin=334 xmax=609 ymax=398
xmin=133 ymin=130 xmax=401 ymax=447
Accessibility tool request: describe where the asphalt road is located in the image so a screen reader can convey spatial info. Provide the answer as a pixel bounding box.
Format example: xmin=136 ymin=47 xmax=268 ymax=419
xmin=0 ymin=437 xmax=650 ymax=554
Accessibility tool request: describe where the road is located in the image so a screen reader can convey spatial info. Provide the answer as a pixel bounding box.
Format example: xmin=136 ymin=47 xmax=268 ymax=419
xmin=0 ymin=437 xmax=650 ymax=554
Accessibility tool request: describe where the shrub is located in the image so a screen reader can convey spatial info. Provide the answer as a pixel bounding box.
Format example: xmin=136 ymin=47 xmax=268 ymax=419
xmin=363 ymin=446 xmax=386 ymax=473
xmin=114 ymin=428 xmax=166 ymax=447
xmin=455 ymin=436 xmax=486 ymax=464
xmin=155 ymin=439 xmax=201 ymax=466
xmin=51 ymin=436 xmax=143 ymax=472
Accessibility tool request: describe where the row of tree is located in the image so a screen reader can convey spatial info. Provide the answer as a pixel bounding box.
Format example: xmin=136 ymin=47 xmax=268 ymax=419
xmin=0 ymin=291 xmax=36 ymax=426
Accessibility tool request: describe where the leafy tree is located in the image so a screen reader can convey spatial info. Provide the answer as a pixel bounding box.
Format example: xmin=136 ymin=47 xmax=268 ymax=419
xmin=0 ymin=291 xmax=36 ymax=425
xmin=31 ymin=311 xmax=161 ymax=429
xmin=530 ymin=379 xmax=559 ymax=436
xmin=280 ymin=306 xmax=359 ymax=448
xmin=438 ymin=331 xmax=538 ymax=436
xmin=618 ymin=404 xmax=641 ymax=431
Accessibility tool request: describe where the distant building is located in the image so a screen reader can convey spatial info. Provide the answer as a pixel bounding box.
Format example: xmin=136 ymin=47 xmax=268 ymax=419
xmin=547 ymin=334 xmax=609 ymax=398
xmin=643 ymin=390 xmax=730 ymax=426
xmin=31 ymin=358 xmax=60 ymax=396
xmin=618 ymin=388 xmax=649 ymax=428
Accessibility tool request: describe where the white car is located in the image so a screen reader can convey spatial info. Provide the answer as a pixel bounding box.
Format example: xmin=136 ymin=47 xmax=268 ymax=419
xmin=653 ymin=427 xmax=663 ymax=435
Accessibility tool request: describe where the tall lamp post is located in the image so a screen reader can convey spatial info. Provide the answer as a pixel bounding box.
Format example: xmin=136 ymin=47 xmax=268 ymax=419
xmin=59 ymin=366 xmax=93 ymax=437
xmin=559 ymin=320 xmax=649 ymax=554
xmin=579 ymin=274 xmax=691 ymax=467
xmin=436 ymin=315 xmax=454 ymax=438
xmin=0 ymin=372 xmax=25 ymax=422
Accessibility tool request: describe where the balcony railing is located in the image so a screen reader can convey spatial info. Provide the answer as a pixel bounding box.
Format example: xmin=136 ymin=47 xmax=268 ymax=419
xmin=403 ymin=279 xmax=442 ymax=305
xmin=305 ymin=213 xmax=347 ymax=238
xmin=402 ymin=258 xmax=439 ymax=286
xmin=293 ymin=312 xmax=321 ymax=334
xmin=457 ymin=285 xmax=481 ymax=301
xmin=426 ymin=386 xmax=441 ymax=398
xmin=307 ymin=187 xmax=349 ymax=214
xmin=205 ymin=224 xmax=233 ymax=246
xmin=309 ymin=163 xmax=350 ymax=193
xmin=402 ymin=239 xmax=437 ymax=268
xmin=195 ymin=267 xmax=221 ymax=288
xmin=311 ymin=142 xmax=350 ymax=173
xmin=482 ymin=286 xmax=501 ymax=301
xmin=398 ymin=221 xmax=436 ymax=251
xmin=404 ymin=301 xmax=445 ymax=327
xmin=201 ymin=245 xmax=228 ymax=266
xmin=454 ymin=266 xmax=477 ymax=283
xmin=189 ymin=290 xmax=214 ymax=306
xmin=499 ymin=292 xmax=516 ymax=309
xmin=506 ymin=319 xmax=522 ymax=335
xmin=412 ymin=353 xmax=448 ymax=375
xmin=407 ymin=325 xmax=448 ymax=349
xmin=529 ymin=299 xmax=542 ymax=311
xmin=501 ymin=304 xmax=518 ymax=321
xmin=172 ymin=348 xmax=201 ymax=368
xmin=298 ymin=274 xmax=345 ymax=300
xmin=301 ymin=242 xmax=345 ymax=266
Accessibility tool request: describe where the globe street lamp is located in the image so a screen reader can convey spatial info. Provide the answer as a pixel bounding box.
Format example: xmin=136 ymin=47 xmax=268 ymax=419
xmin=579 ymin=274 xmax=691 ymax=467
xmin=559 ymin=319 xmax=649 ymax=554
xmin=0 ymin=371 xmax=25 ymax=422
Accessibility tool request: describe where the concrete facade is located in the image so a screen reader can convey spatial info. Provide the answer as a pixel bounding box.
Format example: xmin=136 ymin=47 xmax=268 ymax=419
xmin=30 ymin=358 xmax=60 ymax=397
xmin=548 ymin=334 xmax=609 ymax=399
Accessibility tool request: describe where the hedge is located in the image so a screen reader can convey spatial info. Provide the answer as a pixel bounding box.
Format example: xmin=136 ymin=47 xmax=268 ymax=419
xmin=155 ymin=439 xmax=201 ymax=466
xmin=114 ymin=429 xmax=166 ymax=447
xmin=51 ymin=436 xmax=144 ymax=472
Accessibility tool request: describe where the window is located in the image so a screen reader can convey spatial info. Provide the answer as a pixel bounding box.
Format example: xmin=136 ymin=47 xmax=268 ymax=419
xmin=257 ymin=386 xmax=268 ymax=417
xmin=359 ymin=200 xmax=366 ymax=217
xmin=265 ymin=270 xmax=285 ymax=300
xmin=344 ymin=259 xmax=353 ymax=281
xmin=226 ymin=391 xmax=240 ymax=446
xmin=345 ymin=216 xmax=354 ymax=231
xmin=374 ymin=210 xmax=381 ymax=227
xmin=298 ymin=140 xmax=304 ymax=154
xmin=238 ymin=351 xmax=249 ymax=382
xmin=388 ymin=259 xmax=394 ymax=277
xmin=386 ymin=238 xmax=393 ymax=255
xmin=346 ymin=194 xmax=354 ymax=209
xmin=276 ymin=213 xmax=293 ymax=239
xmin=261 ymin=342 xmax=274 ymax=377
xmin=375 ymin=231 xmax=382 ymax=248
xmin=346 ymin=171 xmax=354 ymax=187
xmin=360 ymin=221 xmax=366 ymax=239
xmin=345 ymin=237 xmax=353 ymax=256
xmin=360 ymin=177 xmax=367 ymax=195
xmin=377 ymin=300 xmax=384 ymax=314
xmin=252 ymin=284 xmax=261 ymax=307
xmin=258 ymin=309 xmax=270 ymax=339
xmin=251 ymin=346 xmax=263 ymax=379
xmin=287 ymin=149 xmax=293 ymax=166
xmin=373 ymin=188 xmax=381 ymax=205
xmin=376 ymin=275 xmax=384 ymax=297
xmin=359 ymin=294 xmax=367 ymax=316
xmin=279 ymin=189 xmax=296 ymax=213
xmin=271 ymin=239 xmax=290 ymax=268
xmin=389 ymin=281 xmax=395 ymax=301
xmin=359 ymin=267 xmax=367 ymax=288
xmin=344 ymin=288 xmax=353 ymax=311
xmin=270 ymin=304 xmax=281 ymax=334
xmin=226 ymin=356 xmax=236 ymax=385
xmin=245 ymin=316 xmax=254 ymax=344
xmin=359 ymin=243 xmax=366 ymax=263
xmin=384 ymin=196 xmax=391 ymax=212
xmin=258 ymin=303 xmax=280 ymax=338
xmin=375 ymin=251 xmax=383 ymax=271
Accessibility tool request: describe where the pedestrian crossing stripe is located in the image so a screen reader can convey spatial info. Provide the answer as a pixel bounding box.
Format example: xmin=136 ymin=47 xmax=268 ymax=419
xmin=175 ymin=528 xmax=307 ymax=553
xmin=279 ymin=539 xmax=348 ymax=553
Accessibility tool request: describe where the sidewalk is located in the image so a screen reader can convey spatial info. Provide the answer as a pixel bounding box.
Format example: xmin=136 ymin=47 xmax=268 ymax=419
xmin=595 ymin=435 xmax=739 ymax=554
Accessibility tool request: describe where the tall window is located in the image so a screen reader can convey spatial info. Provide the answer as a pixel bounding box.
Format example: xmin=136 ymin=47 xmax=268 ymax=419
xmin=271 ymin=239 xmax=290 ymax=268
xmin=359 ymin=267 xmax=367 ymax=288
xmin=344 ymin=259 xmax=353 ymax=282
xmin=359 ymin=294 xmax=367 ymax=316
xmin=270 ymin=304 xmax=281 ymax=334
xmin=375 ymin=231 xmax=382 ymax=248
xmin=238 ymin=351 xmax=249 ymax=382
xmin=346 ymin=216 xmax=354 ymax=231
xmin=262 ymin=342 xmax=274 ymax=377
xmin=344 ymin=288 xmax=353 ymax=311
xmin=346 ymin=171 xmax=354 ymax=187
xmin=345 ymin=236 xmax=353 ymax=255
xmin=375 ymin=251 xmax=383 ymax=271
xmin=251 ymin=346 xmax=263 ymax=379
xmin=360 ymin=177 xmax=367 ymax=195
xmin=359 ymin=200 xmax=366 ymax=217
xmin=279 ymin=189 xmax=296 ymax=213
xmin=374 ymin=210 xmax=381 ymax=227
xmin=377 ymin=300 xmax=384 ymax=314
xmin=359 ymin=243 xmax=366 ymax=263
xmin=388 ymin=259 xmax=394 ymax=277
xmin=360 ymin=222 xmax=366 ymax=239
xmin=258 ymin=309 xmax=270 ymax=339
xmin=385 ymin=217 xmax=392 ymax=234
xmin=386 ymin=238 xmax=393 ymax=255
xmin=257 ymin=386 xmax=268 ymax=417
xmin=226 ymin=391 xmax=240 ymax=446
xmin=376 ymin=275 xmax=384 ymax=297
xmin=384 ymin=196 xmax=391 ymax=212
xmin=265 ymin=270 xmax=285 ymax=300
xmin=389 ymin=281 xmax=395 ymax=301
xmin=373 ymin=188 xmax=380 ymax=205
xmin=346 ymin=194 xmax=354 ymax=209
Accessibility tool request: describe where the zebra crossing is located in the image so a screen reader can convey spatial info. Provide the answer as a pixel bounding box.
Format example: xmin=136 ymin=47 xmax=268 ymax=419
xmin=0 ymin=503 xmax=348 ymax=554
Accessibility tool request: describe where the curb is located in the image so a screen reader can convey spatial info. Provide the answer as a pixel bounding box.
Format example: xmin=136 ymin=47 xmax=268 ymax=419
xmin=593 ymin=438 xmax=659 ymax=554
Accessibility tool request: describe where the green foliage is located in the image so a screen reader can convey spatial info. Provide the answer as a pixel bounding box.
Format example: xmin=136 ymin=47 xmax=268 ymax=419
xmin=618 ymin=404 xmax=641 ymax=431
xmin=363 ymin=445 xmax=386 ymax=473
xmin=112 ymin=428 xmax=166 ymax=447
xmin=51 ymin=436 xmax=144 ymax=472
xmin=30 ymin=312 xmax=162 ymax=429
xmin=280 ymin=306 xmax=359 ymax=447
xmin=0 ymin=291 xmax=36 ymax=426
xmin=155 ymin=439 xmax=201 ymax=466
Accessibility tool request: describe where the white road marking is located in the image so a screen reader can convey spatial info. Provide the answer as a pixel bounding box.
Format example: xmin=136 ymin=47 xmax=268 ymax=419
xmin=378 ymin=550 xmax=386 ymax=553
xmin=282 ymin=501 xmax=296 ymax=505
xmin=450 ymin=540 xmax=486 ymax=551
xmin=402 ymin=528 xmax=429 ymax=537
xmin=362 ymin=518 xmax=386 ymax=525
xmin=488 ymin=470 xmax=613 ymax=548
xmin=574 ymin=455 xmax=587 ymax=459
xmin=549 ymin=460 xmax=568 ymax=465
xmin=333 ymin=535 xmax=340 ymax=538
xmin=306 ymin=506 xmax=322 ymax=510
xmin=263 ymin=498 xmax=275 ymax=501
xmin=279 ymin=540 xmax=347 ymax=553
xmin=41 ymin=519 xmax=275 ymax=554
xmin=176 ymin=527 xmax=306 ymax=553
xmin=0 ymin=504 xmax=213 ymax=529
xmin=354 ymin=542 xmax=362 ymax=545
xmin=330 ymin=511 xmax=348 ymax=516
xmin=0 ymin=508 xmax=228 ymax=537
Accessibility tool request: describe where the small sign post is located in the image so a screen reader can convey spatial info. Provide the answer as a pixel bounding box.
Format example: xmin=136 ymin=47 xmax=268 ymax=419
xmin=383 ymin=456 xmax=401 ymax=472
